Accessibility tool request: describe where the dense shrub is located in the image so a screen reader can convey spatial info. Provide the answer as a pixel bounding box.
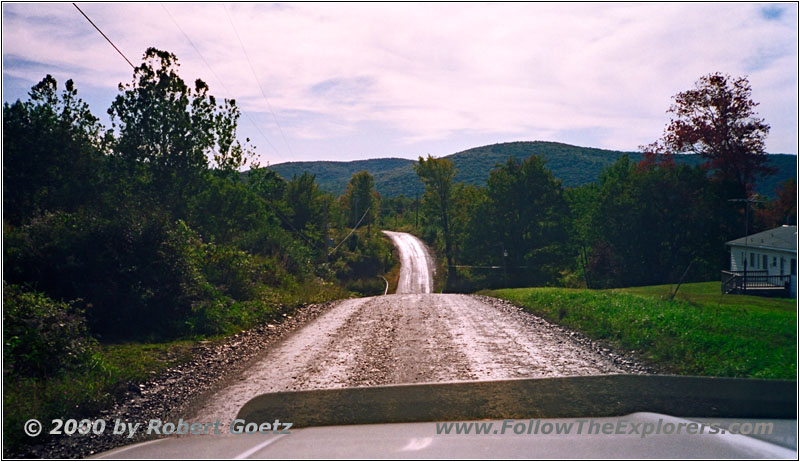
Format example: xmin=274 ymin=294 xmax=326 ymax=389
xmin=4 ymin=211 xmax=209 ymax=339
xmin=335 ymin=230 xmax=392 ymax=280
xmin=3 ymin=284 xmax=96 ymax=377
xmin=344 ymin=277 xmax=386 ymax=296
xmin=202 ymin=245 xmax=271 ymax=301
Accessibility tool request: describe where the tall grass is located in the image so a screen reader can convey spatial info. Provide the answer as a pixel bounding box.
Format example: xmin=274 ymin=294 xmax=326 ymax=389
xmin=483 ymin=283 xmax=796 ymax=379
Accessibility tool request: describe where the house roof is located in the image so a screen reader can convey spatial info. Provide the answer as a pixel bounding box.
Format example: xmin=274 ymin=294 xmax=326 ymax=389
xmin=726 ymin=225 xmax=797 ymax=252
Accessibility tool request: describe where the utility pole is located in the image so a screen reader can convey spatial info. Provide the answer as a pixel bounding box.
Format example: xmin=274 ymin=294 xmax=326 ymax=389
xmin=415 ymin=190 xmax=419 ymax=230
xmin=322 ymin=200 xmax=329 ymax=263
xmin=502 ymin=246 xmax=508 ymax=284
xmin=728 ymin=196 xmax=765 ymax=292
xmin=353 ymin=195 xmax=359 ymax=230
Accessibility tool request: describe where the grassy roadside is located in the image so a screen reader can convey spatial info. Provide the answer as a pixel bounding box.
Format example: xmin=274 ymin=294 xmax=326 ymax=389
xmin=380 ymin=231 xmax=401 ymax=294
xmin=3 ymin=340 xmax=196 ymax=451
xmin=383 ymin=252 xmax=402 ymax=294
xmin=3 ymin=281 xmax=349 ymax=455
xmin=482 ymin=282 xmax=796 ymax=379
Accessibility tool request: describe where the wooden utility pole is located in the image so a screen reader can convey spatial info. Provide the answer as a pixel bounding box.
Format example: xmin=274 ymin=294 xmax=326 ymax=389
xmin=728 ymin=196 xmax=765 ymax=292
xmin=322 ymin=200 xmax=329 ymax=263
xmin=415 ymin=191 xmax=419 ymax=230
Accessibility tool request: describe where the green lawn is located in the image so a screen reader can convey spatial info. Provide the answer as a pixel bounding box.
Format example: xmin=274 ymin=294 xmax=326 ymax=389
xmin=615 ymin=281 xmax=797 ymax=313
xmin=482 ymin=282 xmax=796 ymax=379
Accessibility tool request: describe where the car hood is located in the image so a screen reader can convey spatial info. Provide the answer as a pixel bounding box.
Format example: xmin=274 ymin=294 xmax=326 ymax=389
xmin=93 ymin=375 xmax=797 ymax=459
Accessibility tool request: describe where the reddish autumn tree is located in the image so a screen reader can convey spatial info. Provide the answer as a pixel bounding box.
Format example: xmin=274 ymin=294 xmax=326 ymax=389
xmin=755 ymin=179 xmax=797 ymax=229
xmin=649 ymin=73 xmax=774 ymax=194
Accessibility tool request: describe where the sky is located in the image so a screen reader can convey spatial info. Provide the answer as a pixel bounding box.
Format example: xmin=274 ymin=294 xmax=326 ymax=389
xmin=2 ymin=2 xmax=798 ymax=166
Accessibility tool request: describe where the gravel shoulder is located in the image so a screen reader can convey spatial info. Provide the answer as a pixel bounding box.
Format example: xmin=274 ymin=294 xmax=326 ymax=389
xmin=28 ymin=300 xmax=340 ymax=459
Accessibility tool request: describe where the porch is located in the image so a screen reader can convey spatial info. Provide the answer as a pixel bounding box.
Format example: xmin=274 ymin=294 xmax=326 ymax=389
xmin=721 ymin=270 xmax=792 ymax=297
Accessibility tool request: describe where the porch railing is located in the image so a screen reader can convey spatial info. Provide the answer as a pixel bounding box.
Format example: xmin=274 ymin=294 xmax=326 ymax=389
xmin=721 ymin=270 xmax=791 ymax=294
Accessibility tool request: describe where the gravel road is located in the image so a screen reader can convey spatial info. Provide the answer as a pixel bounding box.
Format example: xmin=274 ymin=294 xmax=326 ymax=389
xmin=383 ymin=230 xmax=434 ymax=293
xmin=33 ymin=231 xmax=648 ymax=458
xmin=186 ymin=232 xmax=645 ymax=429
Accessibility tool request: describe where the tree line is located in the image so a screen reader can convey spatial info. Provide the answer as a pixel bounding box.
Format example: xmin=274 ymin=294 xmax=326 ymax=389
xmin=3 ymin=60 xmax=796 ymax=381
xmin=407 ymin=73 xmax=796 ymax=291
xmin=3 ymin=48 xmax=395 ymax=384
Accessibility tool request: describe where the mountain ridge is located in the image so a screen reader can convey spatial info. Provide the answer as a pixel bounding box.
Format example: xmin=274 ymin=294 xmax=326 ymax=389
xmin=267 ymin=141 xmax=796 ymax=198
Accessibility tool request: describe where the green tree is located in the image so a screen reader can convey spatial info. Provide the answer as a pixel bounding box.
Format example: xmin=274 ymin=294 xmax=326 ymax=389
xmin=479 ymin=155 xmax=569 ymax=285
xmin=285 ymin=172 xmax=324 ymax=245
xmin=188 ymin=175 xmax=280 ymax=246
xmin=247 ymin=167 xmax=288 ymax=203
xmin=3 ymin=75 xmax=106 ymax=224
xmin=342 ymin=171 xmax=379 ymax=231
xmin=108 ymin=48 xmax=251 ymax=212
xmin=583 ymin=156 xmax=727 ymax=288
xmin=451 ymin=183 xmax=484 ymax=264
xmin=565 ymin=184 xmax=600 ymax=288
xmin=414 ymin=155 xmax=457 ymax=267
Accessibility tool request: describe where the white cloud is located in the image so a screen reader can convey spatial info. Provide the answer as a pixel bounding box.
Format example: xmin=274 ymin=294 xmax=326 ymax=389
xmin=2 ymin=2 xmax=797 ymax=162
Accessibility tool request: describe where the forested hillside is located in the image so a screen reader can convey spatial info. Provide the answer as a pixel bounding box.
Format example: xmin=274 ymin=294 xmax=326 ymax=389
xmin=269 ymin=141 xmax=796 ymax=198
xmin=262 ymin=157 xmax=413 ymax=195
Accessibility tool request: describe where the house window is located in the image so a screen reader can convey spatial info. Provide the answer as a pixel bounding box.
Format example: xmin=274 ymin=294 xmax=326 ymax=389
xmin=750 ymin=253 xmax=755 ymax=268
xmin=763 ymin=255 xmax=768 ymax=270
xmin=773 ymin=256 xmax=777 ymax=267
xmin=792 ymin=259 xmax=797 ymax=276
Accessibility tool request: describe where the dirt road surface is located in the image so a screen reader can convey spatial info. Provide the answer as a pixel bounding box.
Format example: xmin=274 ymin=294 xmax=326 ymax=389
xmin=383 ymin=230 xmax=434 ymax=293
xmin=186 ymin=232 xmax=636 ymax=428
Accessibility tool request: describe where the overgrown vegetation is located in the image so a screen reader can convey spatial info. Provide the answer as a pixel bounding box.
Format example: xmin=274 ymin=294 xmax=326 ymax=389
xmin=3 ymin=48 xmax=393 ymax=454
xmin=3 ymin=328 xmax=198 ymax=456
xmin=483 ymin=283 xmax=796 ymax=379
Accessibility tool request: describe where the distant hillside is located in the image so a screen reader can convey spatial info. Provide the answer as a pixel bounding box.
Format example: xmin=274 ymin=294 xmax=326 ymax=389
xmin=268 ymin=141 xmax=796 ymax=198
xmin=266 ymin=157 xmax=414 ymax=196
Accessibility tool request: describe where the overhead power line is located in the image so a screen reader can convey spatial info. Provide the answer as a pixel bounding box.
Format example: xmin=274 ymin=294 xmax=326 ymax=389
xmin=72 ymin=3 xmax=134 ymax=69
xmin=329 ymin=207 xmax=371 ymax=255
xmin=222 ymin=4 xmax=295 ymax=158
xmin=160 ymin=3 xmax=284 ymax=161
xmin=74 ymin=3 xmax=321 ymax=250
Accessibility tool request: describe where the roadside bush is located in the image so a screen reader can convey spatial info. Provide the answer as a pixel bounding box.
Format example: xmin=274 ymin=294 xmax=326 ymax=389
xmin=4 ymin=211 xmax=210 ymax=339
xmin=186 ymin=296 xmax=238 ymax=335
xmin=3 ymin=284 xmax=97 ymax=377
xmin=202 ymin=245 xmax=260 ymax=301
xmin=345 ymin=277 xmax=386 ymax=296
xmin=335 ymin=230 xmax=392 ymax=281
xmin=201 ymin=245 xmax=300 ymax=302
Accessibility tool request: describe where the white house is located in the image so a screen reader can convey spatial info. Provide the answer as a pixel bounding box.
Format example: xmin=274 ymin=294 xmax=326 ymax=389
xmin=725 ymin=225 xmax=797 ymax=298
